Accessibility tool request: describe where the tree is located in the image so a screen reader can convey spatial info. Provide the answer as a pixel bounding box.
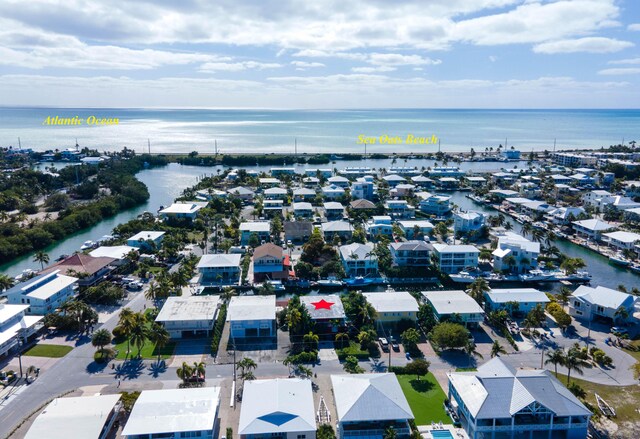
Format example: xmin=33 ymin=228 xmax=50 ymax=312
xmin=148 ymin=324 xmax=170 ymax=363
xmin=303 ymin=331 xmax=319 ymax=352
xmin=317 ymin=424 xmax=336 ymax=439
xmin=615 ymin=306 xmax=629 ymax=323
xmin=357 ymin=329 xmax=376 ymax=350
xmin=404 ymin=359 xmax=430 ymax=379
xmin=343 ymin=355 xmax=364 ymax=374
xmin=193 ymin=361 xmax=206 ymax=380
xmin=33 ymin=251 xmax=49 ymax=270
xmin=490 ymin=340 xmax=506 ymax=358
xmin=248 ymin=232 xmax=260 ymax=248
xmin=129 ymin=312 xmax=148 ymax=358
xmin=467 ymin=278 xmax=490 ymax=305
xmin=91 ymin=329 xmax=112 ymax=358
xmin=401 ymin=328 xmax=421 ymax=354
xmin=0 ymin=274 xmax=14 ymax=291
xmin=545 ymin=348 xmax=566 ymax=377
xmin=565 ymin=347 xmax=588 ymax=385
xmin=560 ymin=257 xmax=586 ymax=275
xmin=384 ymin=427 xmax=397 ymax=439
xmin=429 ymin=322 xmax=470 ymax=350
xmin=176 ymin=362 xmax=193 ymax=384
xmin=238 ymin=357 xmax=258 ymax=382
xmin=417 ymin=303 xmax=437 ymax=333
xmin=335 ymin=332 xmax=350 ymax=349
xmin=558 ymin=287 xmax=572 ymax=311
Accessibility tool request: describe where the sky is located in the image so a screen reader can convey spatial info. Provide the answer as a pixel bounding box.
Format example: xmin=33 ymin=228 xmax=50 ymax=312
xmin=0 ymin=0 xmax=639 ymax=108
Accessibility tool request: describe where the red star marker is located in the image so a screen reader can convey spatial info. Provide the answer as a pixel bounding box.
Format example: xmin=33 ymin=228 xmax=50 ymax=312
xmin=311 ymin=299 xmax=334 ymax=310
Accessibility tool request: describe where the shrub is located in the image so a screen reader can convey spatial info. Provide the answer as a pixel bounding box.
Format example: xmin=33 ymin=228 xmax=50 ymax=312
xmin=210 ymin=304 xmax=228 ymax=355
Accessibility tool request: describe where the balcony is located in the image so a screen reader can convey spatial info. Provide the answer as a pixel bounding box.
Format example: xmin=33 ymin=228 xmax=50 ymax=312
xmin=342 ymin=428 xmax=411 ymax=438
xmin=475 ymin=422 xmax=589 ymax=432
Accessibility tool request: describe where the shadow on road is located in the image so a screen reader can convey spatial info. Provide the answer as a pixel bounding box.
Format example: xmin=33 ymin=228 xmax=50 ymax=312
xmin=86 ymin=359 xmax=109 ymax=374
xmin=148 ymin=360 xmax=168 ymax=378
xmin=113 ymin=359 xmax=146 ymax=380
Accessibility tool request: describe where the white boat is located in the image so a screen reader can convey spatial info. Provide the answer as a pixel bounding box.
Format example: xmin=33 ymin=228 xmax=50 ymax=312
xmin=609 ymin=254 xmax=631 ymax=267
xmin=596 ymin=393 xmax=616 ymax=417
xmin=317 ymin=277 xmax=344 ymax=288
xmin=80 ymin=240 xmax=95 ymax=250
xmin=449 ymin=271 xmax=477 ymax=283
xmin=264 ymin=280 xmax=286 ymax=291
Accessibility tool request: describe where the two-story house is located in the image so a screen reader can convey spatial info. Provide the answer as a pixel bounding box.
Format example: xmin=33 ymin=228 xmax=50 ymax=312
xmin=432 ymin=244 xmax=479 ymax=274
xmin=197 ymin=254 xmax=242 ymax=286
xmin=390 ymin=241 xmax=433 ymax=267
xmin=3 ymin=270 xmax=78 ymax=315
xmin=253 ymin=243 xmax=291 ymax=282
xmin=155 ymin=296 xmax=221 ymax=339
xmin=339 ymin=243 xmax=378 ymax=278
xmin=0 ymin=304 xmax=44 ymax=357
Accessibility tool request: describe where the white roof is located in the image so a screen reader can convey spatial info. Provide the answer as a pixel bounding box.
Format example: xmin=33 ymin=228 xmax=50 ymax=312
xmin=155 ymin=296 xmax=221 ymax=323
xmin=227 ymin=295 xmax=276 ymax=322
xmin=423 ymin=290 xmax=484 ymax=316
xmin=25 ymin=394 xmax=121 ymax=439
xmin=433 ymin=244 xmax=480 ymax=254
xmin=339 ymin=243 xmax=375 ymax=261
xmin=240 ymin=222 xmax=271 ymax=232
xmin=300 ymin=295 xmax=346 ymax=320
xmin=160 ymin=203 xmax=203 ymax=214
xmin=497 ymin=233 xmax=540 ymax=253
xmin=9 ymin=271 xmax=78 ymax=301
xmin=398 ymin=220 xmax=434 ymax=229
xmin=0 ymin=313 xmax=43 ymax=348
xmin=293 ymin=202 xmax=313 ymax=210
xmin=572 ymin=218 xmax=616 ymax=231
xmin=323 ymin=202 xmax=344 ymax=210
xmin=455 ymin=211 xmax=484 ymax=220
xmin=197 ymin=254 xmax=242 ymax=268
xmin=128 ymin=231 xmax=165 ymax=242
xmin=331 ymin=373 xmax=413 ymax=422
xmin=0 ymin=303 xmax=29 ymax=325
xmin=264 ymin=187 xmax=287 ymax=194
xmin=90 ymin=245 xmax=136 ymax=260
xmin=122 ymin=387 xmax=220 ymax=436
xmin=486 ymin=288 xmax=550 ymax=304
xmin=362 ymin=291 xmax=418 ymax=313
xmin=572 ymin=285 xmax=636 ymax=310
xmin=239 ymin=379 xmax=316 ymax=435
xmin=603 ymin=230 xmax=640 ymax=243
xmin=322 ymin=221 xmax=352 ymax=233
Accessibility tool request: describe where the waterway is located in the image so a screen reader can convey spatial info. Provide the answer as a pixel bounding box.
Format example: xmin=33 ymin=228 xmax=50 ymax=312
xmin=3 ymin=161 xmax=637 ymax=291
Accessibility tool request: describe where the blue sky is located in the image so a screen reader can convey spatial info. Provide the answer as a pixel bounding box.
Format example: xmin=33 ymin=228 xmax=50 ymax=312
xmin=0 ymin=0 xmax=638 ymax=108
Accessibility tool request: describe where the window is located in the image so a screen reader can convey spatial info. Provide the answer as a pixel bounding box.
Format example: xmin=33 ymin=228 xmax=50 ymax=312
xmin=297 ymin=436 xmax=306 ymax=439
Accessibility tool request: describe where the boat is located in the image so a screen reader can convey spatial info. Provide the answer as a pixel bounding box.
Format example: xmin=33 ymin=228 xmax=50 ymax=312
xmin=263 ymin=280 xmax=286 ymax=291
xmin=449 ymin=271 xmax=477 ymax=284
xmin=344 ymin=276 xmax=375 ymax=287
xmin=317 ymin=277 xmax=344 ymax=288
xmin=80 ymin=240 xmax=95 ymax=250
xmin=631 ymin=265 xmax=640 ymax=274
xmin=609 ymin=254 xmax=631 ymax=267
xmin=595 ymin=393 xmax=616 ymax=417
xmin=55 ymin=254 xmax=69 ymax=262
xmin=14 ymin=269 xmax=37 ymax=282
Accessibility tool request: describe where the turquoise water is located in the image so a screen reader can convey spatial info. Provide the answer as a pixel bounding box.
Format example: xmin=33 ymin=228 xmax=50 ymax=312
xmin=1 ymin=108 xmax=638 ymax=154
xmin=430 ymin=430 xmax=454 ymax=439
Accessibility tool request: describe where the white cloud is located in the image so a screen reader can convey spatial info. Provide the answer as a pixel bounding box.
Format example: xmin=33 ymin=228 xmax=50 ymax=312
xmin=608 ymin=57 xmax=640 ymax=65
xmin=368 ymin=53 xmax=441 ymax=66
xmin=628 ymin=23 xmax=640 ymax=31
xmin=489 ymin=55 xmax=498 ymax=62
xmin=598 ymin=68 xmax=640 ymax=75
xmin=290 ymin=61 xmax=324 ymax=68
xmin=351 ymin=66 xmax=396 ymax=73
xmin=199 ymin=61 xmax=282 ymax=72
xmin=533 ymin=37 xmax=633 ymax=54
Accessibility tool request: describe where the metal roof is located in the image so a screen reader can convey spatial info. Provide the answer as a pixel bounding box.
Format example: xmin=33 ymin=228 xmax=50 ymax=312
xmin=155 ymin=296 xmax=221 ymax=323
xmin=486 ymin=288 xmax=550 ymax=304
xmin=197 ymin=254 xmax=242 ymax=268
xmin=362 ymin=291 xmax=418 ymax=314
xmin=300 ymin=294 xmax=346 ymax=320
xmin=572 ymin=285 xmax=636 ymax=310
xmin=227 ymin=295 xmax=276 ymax=322
xmin=423 ymin=290 xmax=484 ymax=316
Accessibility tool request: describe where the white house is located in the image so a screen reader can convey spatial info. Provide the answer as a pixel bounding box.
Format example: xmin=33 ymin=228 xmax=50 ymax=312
xmin=362 ymin=291 xmax=418 ymax=324
xmin=293 ymin=202 xmax=314 ymax=218
xmin=417 ymin=193 xmax=452 ymax=216
xmin=351 ymin=180 xmax=374 ymax=200
xmin=365 ymin=216 xmax=393 ymax=239
xmin=432 ymin=244 xmax=480 ymax=274
xmin=328 ymin=175 xmax=350 ymax=188
xmin=264 ymin=187 xmax=288 ymax=200
xmin=159 ymin=202 xmax=203 ymax=221
xmin=197 ymin=254 xmax=242 ymax=285
xmin=382 ymin=174 xmax=407 ymax=187
xmin=384 ymin=200 xmax=415 ymax=219
xmin=323 ymin=202 xmax=345 ymax=220
xmin=322 ymin=221 xmax=353 ymax=241
xmin=339 ymin=243 xmax=378 ymax=278
xmin=492 ymin=232 xmax=539 ymax=274
xmin=390 ymin=241 xmax=433 ymax=267
xmin=569 ymin=285 xmax=637 ymax=324
xmin=547 ymin=207 xmax=586 ymax=224
xmin=227 ymin=295 xmax=276 ymax=340
xmin=453 ymin=211 xmax=486 ymax=234
xmin=25 ymin=394 xmax=121 ymax=439
xmin=331 ymin=373 xmax=414 ymax=439
xmin=240 ymin=221 xmax=271 ymax=245
xmin=3 ymin=270 xmax=78 ymax=315
xmin=572 ymin=218 xmax=616 ymax=241
xmin=602 ymin=231 xmax=640 ymax=251
xmin=239 ymin=379 xmax=316 ymax=439
xmin=122 ymin=387 xmax=221 ymax=439
xmin=422 ymin=290 xmax=484 ymax=327
xmin=155 ymin=296 xmax=221 ymax=339
xmin=322 ymin=184 xmax=345 ymax=200
xmin=127 ymin=231 xmax=165 ymax=250
xmin=0 ymin=304 xmax=43 ymax=357
xmin=397 ymin=220 xmax=433 ymax=239
xmin=293 ymin=187 xmax=316 ymax=202
xmin=484 ymin=288 xmax=550 ymax=315
xmin=448 ymin=358 xmax=591 ymax=439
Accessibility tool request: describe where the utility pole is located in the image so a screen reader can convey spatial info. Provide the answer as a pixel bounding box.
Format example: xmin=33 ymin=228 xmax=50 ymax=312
xmin=18 ymin=137 xmax=21 ymax=149
xmin=295 ymin=138 xmax=297 ymax=156
xmin=215 ymin=140 xmax=218 ymax=155
xmin=148 ymin=139 xmax=151 ymax=154
xmin=553 ymin=138 xmax=556 ymax=153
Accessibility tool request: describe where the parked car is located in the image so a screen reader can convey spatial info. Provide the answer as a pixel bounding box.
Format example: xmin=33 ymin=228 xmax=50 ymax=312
xmin=611 ymin=327 xmax=628 ymax=336
xmin=378 ymin=337 xmax=389 ymax=351
xmin=389 ymin=336 xmax=400 ymax=352
xmin=127 ymin=281 xmax=143 ymax=291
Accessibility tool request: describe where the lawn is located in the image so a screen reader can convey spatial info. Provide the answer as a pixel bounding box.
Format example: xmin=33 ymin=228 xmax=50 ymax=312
xmin=336 ymin=341 xmax=380 ymax=360
xmin=397 ymin=373 xmax=451 ymax=425
xmin=113 ymin=338 xmax=175 ymax=360
xmin=23 ymin=344 xmax=73 ymax=358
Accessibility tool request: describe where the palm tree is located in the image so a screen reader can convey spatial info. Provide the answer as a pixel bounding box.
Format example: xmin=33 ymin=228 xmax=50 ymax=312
xmin=490 ymin=340 xmax=506 ymax=358
xmin=558 ymin=287 xmax=572 ymax=311
xmin=564 ymin=348 xmax=588 ymax=385
xmin=148 ymin=324 xmax=170 ymax=363
xmin=479 ymin=248 xmax=493 ymax=263
xmin=193 ymin=361 xmax=206 ymax=380
xmin=176 ymin=362 xmax=193 ymax=384
xmin=467 ymin=278 xmax=490 ymax=305
xmin=0 ymin=274 xmax=14 ymax=291
xmin=545 ymin=348 xmax=566 ymax=377
xmin=504 ymin=222 xmax=513 ymax=231
xmin=335 ymin=332 xmax=350 ymax=349
xmin=129 ymin=313 xmax=148 ymax=358
xmin=465 ymin=341 xmax=483 ymax=367
xmin=115 ymin=308 xmax=136 ymax=357
xmin=238 ymin=357 xmax=258 ymax=382
xmin=521 ymin=222 xmax=533 ymax=238
xmin=33 ymin=251 xmax=49 ymax=270
xmin=614 ymin=306 xmax=629 ymax=324
xmin=91 ymin=329 xmax=113 ymax=358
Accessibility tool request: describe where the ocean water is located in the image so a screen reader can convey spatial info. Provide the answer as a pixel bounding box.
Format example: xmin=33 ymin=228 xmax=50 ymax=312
xmin=0 ymin=107 xmax=638 ymax=154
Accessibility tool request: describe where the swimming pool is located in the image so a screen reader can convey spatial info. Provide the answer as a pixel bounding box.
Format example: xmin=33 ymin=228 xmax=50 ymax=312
xmin=431 ymin=430 xmax=454 ymax=439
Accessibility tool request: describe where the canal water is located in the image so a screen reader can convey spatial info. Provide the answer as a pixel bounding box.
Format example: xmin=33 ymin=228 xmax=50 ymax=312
xmin=3 ymin=161 xmax=636 ymax=291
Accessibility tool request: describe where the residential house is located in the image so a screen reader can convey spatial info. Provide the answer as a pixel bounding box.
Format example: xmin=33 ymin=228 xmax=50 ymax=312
xmin=240 ymin=222 xmax=271 ymax=245
xmin=322 ymin=221 xmax=353 ymax=241
xmin=437 ymin=177 xmax=460 ymax=189
xmin=582 ymin=190 xmax=612 ymax=207
xmin=572 ymin=218 xmax=616 ymax=241
xmin=422 ymin=290 xmax=484 ymax=327
xmin=89 ymin=245 xmax=137 ymax=263
xmin=547 ymin=207 xmax=587 ymax=224
xmin=397 ymin=220 xmax=433 ymax=239
xmin=239 ymin=379 xmax=316 ymax=439
xmin=227 ymin=186 xmax=255 ymax=202
xmin=40 ymin=253 xmax=114 ymax=287
xmin=305 ymin=168 xmax=332 ymax=178
xmin=339 ymin=167 xmax=372 ymax=178
xmin=339 ymin=243 xmax=378 ymax=278
xmin=384 ymin=200 xmax=415 ymax=219
xmin=382 ymin=174 xmax=407 ymax=187
xmin=489 ymin=189 xmax=519 ymax=199
xmin=351 ymin=180 xmax=374 ymax=200
xmin=122 ymin=387 xmax=221 ymax=439
xmin=602 ymin=231 xmax=640 ymax=251
xmin=284 ymin=221 xmax=313 ymax=244
xmin=263 ymin=187 xmax=288 ymax=200
xmin=453 ymin=211 xmax=485 ymax=235
xmin=464 ymin=176 xmax=486 ymax=187
xmin=259 ymin=179 xmax=280 ymax=189
xmin=322 ymin=185 xmax=345 ymax=200
xmin=0 ymin=304 xmax=43 ymax=357
xmin=263 ymin=199 xmax=284 ymax=217
xmin=432 ymin=244 xmax=480 ymax=274
xmin=155 ymin=296 xmax=221 ymax=338
xmin=552 ymin=152 xmax=597 ymax=167
xmin=197 ymin=254 xmax=242 ymax=286
xmin=520 ymin=201 xmax=554 ymax=218
xmin=331 ymin=373 xmax=414 ymax=439
xmin=448 ymin=358 xmax=591 ymax=439
xmin=252 ymin=243 xmax=291 ymax=282
xmin=303 ymin=176 xmax=320 ymax=187
xmin=328 ymin=176 xmax=350 ymax=188
xmin=159 ymin=202 xmax=204 ymax=221
xmin=365 ymin=216 xmax=393 ymax=240
xmin=270 ymin=167 xmax=296 ymax=176
xmin=196 ymin=188 xmax=227 ymax=201
xmin=323 ymin=202 xmax=345 ymax=220
xmin=300 ymin=294 xmax=346 ymax=336
xmin=390 ymin=241 xmax=433 ymax=267
xmin=417 ymin=193 xmax=451 ymax=216
xmin=350 ymin=199 xmax=377 ymax=211
xmin=389 ymin=166 xmax=420 ymax=176
xmin=411 ymin=175 xmax=435 ymax=189
xmin=484 ymin=288 xmax=550 ymax=315
xmin=492 ymin=232 xmax=539 ymax=274
xmin=390 ymin=184 xmax=416 ymax=198
xmin=126 ymin=231 xmax=165 ymax=250
xmin=227 ymin=295 xmax=276 ymax=339
xmin=3 ymin=270 xmax=78 ymax=315
xmin=429 ymin=166 xmax=465 ymax=178
xmin=25 ymin=395 xmax=121 ymax=439
xmin=293 ymin=187 xmax=316 ymax=202
xmin=570 ymin=285 xmax=637 ymax=324
xmin=293 ymin=202 xmax=314 ymax=218
xmin=362 ymin=291 xmax=418 ymax=324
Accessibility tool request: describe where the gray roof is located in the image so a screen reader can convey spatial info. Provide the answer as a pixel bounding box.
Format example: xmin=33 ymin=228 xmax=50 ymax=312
xmin=331 ymin=373 xmax=413 ymax=423
xmin=300 ymin=295 xmax=346 ymax=320
xmin=423 ymin=290 xmax=484 ymax=316
xmin=339 ymin=243 xmax=375 ymax=261
xmin=155 ymin=296 xmax=221 ymax=323
xmin=448 ymin=358 xmax=591 ymax=420
xmin=322 ymin=221 xmax=352 ymax=233
xmin=390 ymin=241 xmax=433 ymax=252
xmin=197 ymin=254 xmax=242 ymax=268
xmin=572 ymin=285 xmax=636 ymax=310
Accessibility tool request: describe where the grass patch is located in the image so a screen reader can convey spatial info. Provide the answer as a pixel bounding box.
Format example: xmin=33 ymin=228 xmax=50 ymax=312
xmin=397 ymin=373 xmax=450 ymax=425
xmin=556 ymin=373 xmax=640 ymax=423
xmin=23 ymin=344 xmax=73 ymax=358
xmin=336 ymin=341 xmax=380 ymax=360
xmin=455 ymin=367 xmax=477 ymax=372
xmin=113 ymin=338 xmax=175 ymax=360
